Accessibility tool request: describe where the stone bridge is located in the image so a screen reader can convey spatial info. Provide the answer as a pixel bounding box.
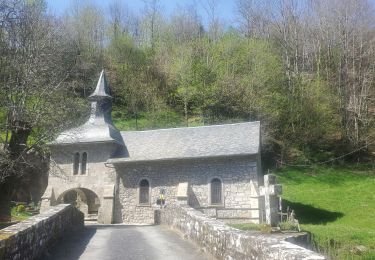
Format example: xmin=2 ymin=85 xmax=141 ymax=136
xmin=0 ymin=204 xmax=326 ymax=260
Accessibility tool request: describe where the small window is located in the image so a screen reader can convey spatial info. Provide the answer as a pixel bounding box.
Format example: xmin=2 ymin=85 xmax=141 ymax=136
xmin=139 ymin=179 xmax=150 ymax=204
xmin=81 ymin=152 xmax=87 ymax=175
xmin=73 ymin=152 xmax=80 ymax=175
xmin=211 ymin=178 xmax=222 ymax=205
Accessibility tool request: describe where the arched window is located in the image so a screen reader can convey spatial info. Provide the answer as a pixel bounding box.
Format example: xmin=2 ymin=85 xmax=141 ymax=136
xmin=73 ymin=152 xmax=80 ymax=175
xmin=211 ymin=178 xmax=222 ymax=205
xmin=81 ymin=152 xmax=87 ymax=175
xmin=139 ymin=179 xmax=150 ymax=204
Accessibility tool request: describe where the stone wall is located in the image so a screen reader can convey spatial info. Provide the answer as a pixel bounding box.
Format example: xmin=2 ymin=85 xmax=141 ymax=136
xmin=0 ymin=204 xmax=84 ymax=260
xmin=157 ymin=205 xmax=326 ymax=260
xmin=114 ymin=156 xmax=261 ymax=224
xmin=43 ymin=142 xmax=117 ymax=223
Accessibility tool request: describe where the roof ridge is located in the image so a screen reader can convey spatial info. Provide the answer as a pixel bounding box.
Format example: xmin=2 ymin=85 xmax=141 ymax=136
xmin=120 ymin=121 xmax=260 ymax=134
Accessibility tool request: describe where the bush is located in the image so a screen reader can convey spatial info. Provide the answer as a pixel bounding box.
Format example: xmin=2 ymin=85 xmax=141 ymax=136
xmin=260 ymin=224 xmax=272 ymax=233
xmin=279 ymin=220 xmax=299 ymax=231
xmin=16 ymin=205 xmax=25 ymax=213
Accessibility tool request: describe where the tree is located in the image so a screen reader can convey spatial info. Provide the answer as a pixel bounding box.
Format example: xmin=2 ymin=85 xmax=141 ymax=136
xmin=0 ymin=0 xmax=86 ymax=220
xmin=201 ymin=0 xmax=222 ymax=41
xmin=63 ymin=0 xmax=106 ymax=97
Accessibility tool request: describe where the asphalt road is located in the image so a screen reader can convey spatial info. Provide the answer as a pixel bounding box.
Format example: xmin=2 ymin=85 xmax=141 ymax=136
xmin=43 ymin=224 xmax=211 ymax=260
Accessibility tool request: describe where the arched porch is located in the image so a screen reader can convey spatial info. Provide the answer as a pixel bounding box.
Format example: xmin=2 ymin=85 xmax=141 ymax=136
xmin=57 ymin=188 xmax=101 ymax=221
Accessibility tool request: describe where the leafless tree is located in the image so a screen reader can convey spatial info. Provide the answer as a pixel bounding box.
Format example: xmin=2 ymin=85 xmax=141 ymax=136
xmin=201 ymin=0 xmax=222 ymax=41
xmin=141 ymin=0 xmax=163 ymax=50
xmin=170 ymin=4 xmax=203 ymax=43
xmin=236 ymin=0 xmax=272 ymax=38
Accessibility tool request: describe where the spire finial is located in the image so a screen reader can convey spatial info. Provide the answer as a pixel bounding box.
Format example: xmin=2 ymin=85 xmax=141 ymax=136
xmin=88 ymin=70 xmax=112 ymax=101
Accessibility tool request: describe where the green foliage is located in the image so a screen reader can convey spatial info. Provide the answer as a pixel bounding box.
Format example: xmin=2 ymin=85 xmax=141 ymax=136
xmin=10 ymin=206 xmax=32 ymax=221
xmin=113 ymin=109 xmax=192 ymax=131
xmin=259 ymin=224 xmax=272 ymax=234
xmin=231 ymin=222 xmax=261 ymax=231
xmin=278 ymin=220 xmax=299 ymax=231
xmin=277 ymin=165 xmax=375 ymax=259
xmin=233 ymin=223 xmax=272 ymax=234
xmin=15 ymin=205 xmax=25 ymax=213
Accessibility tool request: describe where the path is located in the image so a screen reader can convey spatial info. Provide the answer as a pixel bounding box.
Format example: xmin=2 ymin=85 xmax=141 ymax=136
xmin=43 ymin=224 xmax=210 ymax=260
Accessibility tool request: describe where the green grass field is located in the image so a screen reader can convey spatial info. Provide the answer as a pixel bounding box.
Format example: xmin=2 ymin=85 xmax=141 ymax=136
xmin=276 ymin=165 xmax=375 ymax=259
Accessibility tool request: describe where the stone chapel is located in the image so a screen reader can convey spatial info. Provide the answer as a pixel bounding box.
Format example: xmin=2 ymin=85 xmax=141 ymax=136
xmin=41 ymin=71 xmax=263 ymax=224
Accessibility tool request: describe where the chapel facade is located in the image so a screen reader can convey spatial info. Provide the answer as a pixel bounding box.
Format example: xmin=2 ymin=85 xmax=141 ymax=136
xmin=41 ymin=71 xmax=263 ymax=224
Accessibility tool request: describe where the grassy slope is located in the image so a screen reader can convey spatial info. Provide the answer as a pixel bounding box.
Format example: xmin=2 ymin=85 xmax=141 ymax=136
xmin=277 ymin=165 xmax=375 ymax=259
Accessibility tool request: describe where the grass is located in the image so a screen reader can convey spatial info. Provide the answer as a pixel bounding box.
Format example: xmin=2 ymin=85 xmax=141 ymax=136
xmin=276 ymin=164 xmax=375 ymax=259
xmin=231 ymin=222 xmax=261 ymax=231
xmin=112 ymin=110 xmax=204 ymax=131
xmin=231 ymin=164 xmax=374 ymax=259
xmin=10 ymin=206 xmax=32 ymax=222
xmin=0 ymin=206 xmax=32 ymax=230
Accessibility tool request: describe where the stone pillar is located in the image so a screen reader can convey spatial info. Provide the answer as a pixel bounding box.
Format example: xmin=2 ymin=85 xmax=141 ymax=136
xmin=40 ymin=187 xmax=56 ymax=213
xmin=98 ymin=185 xmax=115 ymax=224
xmin=259 ymin=174 xmax=282 ymax=226
xmin=176 ymin=182 xmax=188 ymax=206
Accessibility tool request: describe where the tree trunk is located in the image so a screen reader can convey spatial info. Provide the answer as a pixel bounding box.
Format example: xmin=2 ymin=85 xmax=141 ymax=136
xmin=8 ymin=121 xmax=31 ymax=159
xmin=0 ymin=185 xmax=12 ymax=222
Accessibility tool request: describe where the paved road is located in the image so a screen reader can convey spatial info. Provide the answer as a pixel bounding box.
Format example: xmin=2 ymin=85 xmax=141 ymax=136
xmin=43 ymin=224 xmax=210 ymax=260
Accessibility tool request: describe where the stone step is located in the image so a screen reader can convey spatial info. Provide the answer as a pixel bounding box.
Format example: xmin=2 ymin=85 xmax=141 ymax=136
xmin=85 ymin=214 xmax=98 ymax=221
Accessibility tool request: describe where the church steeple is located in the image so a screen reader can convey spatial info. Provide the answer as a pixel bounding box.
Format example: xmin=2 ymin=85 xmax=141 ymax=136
xmin=54 ymin=70 xmax=124 ymax=147
xmin=88 ymin=70 xmax=113 ymax=125
xmin=88 ymin=70 xmax=112 ymax=101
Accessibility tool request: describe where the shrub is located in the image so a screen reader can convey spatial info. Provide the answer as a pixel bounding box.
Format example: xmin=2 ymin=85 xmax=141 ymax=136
xmin=260 ymin=224 xmax=272 ymax=233
xmin=279 ymin=220 xmax=299 ymax=231
xmin=16 ymin=205 xmax=25 ymax=213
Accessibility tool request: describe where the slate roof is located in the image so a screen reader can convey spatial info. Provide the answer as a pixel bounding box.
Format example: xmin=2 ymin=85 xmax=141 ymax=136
xmin=108 ymin=121 xmax=260 ymax=164
xmin=53 ymin=122 xmax=123 ymax=145
xmin=52 ymin=71 xmax=123 ymax=146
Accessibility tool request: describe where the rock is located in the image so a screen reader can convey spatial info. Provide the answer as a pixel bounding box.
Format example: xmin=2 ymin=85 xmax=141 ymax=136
xmin=352 ymin=245 xmax=367 ymax=255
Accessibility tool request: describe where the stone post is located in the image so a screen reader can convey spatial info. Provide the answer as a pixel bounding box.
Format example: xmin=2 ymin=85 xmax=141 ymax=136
xmin=259 ymin=174 xmax=282 ymax=226
xmin=40 ymin=187 xmax=56 ymax=213
xmin=98 ymin=185 xmax=115 ymax=224
xmin=176 ymin=182 xmax=188 ymax=206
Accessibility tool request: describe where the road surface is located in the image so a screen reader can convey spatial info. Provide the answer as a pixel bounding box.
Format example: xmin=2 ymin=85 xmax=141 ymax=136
xmin=43 ymin=224 xmax=210 ymax=260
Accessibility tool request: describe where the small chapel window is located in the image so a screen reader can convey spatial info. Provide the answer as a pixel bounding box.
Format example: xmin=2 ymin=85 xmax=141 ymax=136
xmin=81 ymin=152 xmax=87 ymax=175
xmin=211 ymin=178 xmax=222 ymax=205
xmin=73 ymin=152 xmax=80 ymax=175
xmin=139 ymin=179 xmax=150 ymax=204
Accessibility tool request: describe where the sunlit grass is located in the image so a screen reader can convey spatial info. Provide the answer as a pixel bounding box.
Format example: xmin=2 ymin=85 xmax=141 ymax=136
xmin=276 ymin=165 xmax=375 ymax=259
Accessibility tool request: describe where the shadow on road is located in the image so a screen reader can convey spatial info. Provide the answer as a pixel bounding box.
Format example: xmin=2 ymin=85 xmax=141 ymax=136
xmin=42 ymin=226 xmax=97 ymax=260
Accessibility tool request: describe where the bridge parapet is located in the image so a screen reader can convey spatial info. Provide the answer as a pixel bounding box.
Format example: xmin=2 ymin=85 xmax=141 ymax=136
xmin=156 ymin=205 xmax=326 ymax=260
xmin=0 ymin=204 xmax=83 ymax=260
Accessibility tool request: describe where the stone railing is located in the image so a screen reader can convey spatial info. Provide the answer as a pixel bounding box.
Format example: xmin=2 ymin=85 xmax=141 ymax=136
xmin=0 ymin=204 xmax=84 ymax=260
xmin=156 ymin=205 xmax=326 ymax=260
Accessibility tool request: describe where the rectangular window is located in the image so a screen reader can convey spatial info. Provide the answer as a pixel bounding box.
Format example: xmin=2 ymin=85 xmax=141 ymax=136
xmin=211 ymin=178 xmax=222 ymax=205
xmin=73 ymin=153 xmax=80 ymax=175
xmin=139 ymin=179 xmax=150 ymax=204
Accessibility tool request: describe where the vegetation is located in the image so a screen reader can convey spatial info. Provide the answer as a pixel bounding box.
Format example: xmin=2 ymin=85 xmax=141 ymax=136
xmin=10 ymin=205 xmax=32 ymax=222
xmin=277 ymin=165 xmax=375 ymax=259
xmin=233 ymin=165 xmax=374 ymax=259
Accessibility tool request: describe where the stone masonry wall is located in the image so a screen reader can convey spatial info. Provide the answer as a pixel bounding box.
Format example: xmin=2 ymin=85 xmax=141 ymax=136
xmin=157 ymin=205 xmax=326 ymax=260
xmin=114 ymin=156 xmax=260 ymax=224
xmin=0 ymin=204 xmax=84 ymax=260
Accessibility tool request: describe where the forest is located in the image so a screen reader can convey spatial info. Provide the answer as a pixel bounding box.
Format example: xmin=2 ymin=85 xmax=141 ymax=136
xmin=0 ymin=0 xmax=374 ymax=188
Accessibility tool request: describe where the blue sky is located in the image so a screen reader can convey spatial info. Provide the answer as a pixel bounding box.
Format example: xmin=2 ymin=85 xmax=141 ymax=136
xmin=46 ymin=0 xmax=238 ymax=27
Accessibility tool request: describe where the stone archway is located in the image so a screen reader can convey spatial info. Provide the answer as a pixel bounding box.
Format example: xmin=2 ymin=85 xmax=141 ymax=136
xmin=58 ymin=188 xmax=100 ymax=220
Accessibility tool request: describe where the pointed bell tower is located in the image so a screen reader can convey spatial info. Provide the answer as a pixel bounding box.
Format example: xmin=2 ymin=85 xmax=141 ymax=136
xmin=54 ymin=70 xmax=124 ymax=149
xmin=87 ymin=70 xmax=114 ymax=126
